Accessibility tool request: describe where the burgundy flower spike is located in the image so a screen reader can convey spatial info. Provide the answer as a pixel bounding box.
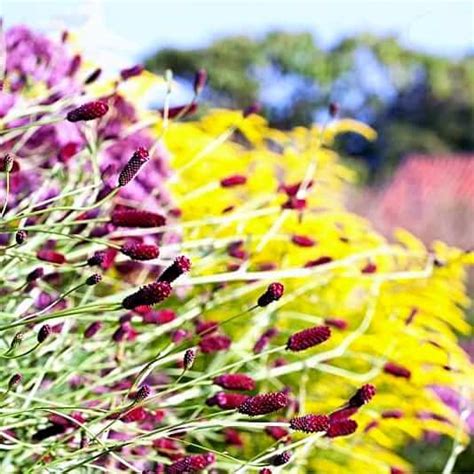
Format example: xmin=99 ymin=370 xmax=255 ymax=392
xmin=238 ymin=392 xmax=289 ymax=416
xmin=286 ymin=325 xmax=331 ymax=352
xmin=66 ymin=101 xmax=109 ymax=122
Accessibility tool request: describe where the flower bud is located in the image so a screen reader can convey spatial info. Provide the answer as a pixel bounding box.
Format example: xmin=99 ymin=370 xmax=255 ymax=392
xmin=37 ymin=324 xmax=52 ymax=344
xmin=66 ymin=101 xmax=109 ymax=122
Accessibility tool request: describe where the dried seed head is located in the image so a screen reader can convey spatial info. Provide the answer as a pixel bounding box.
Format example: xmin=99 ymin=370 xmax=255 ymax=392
xmin=8 ymin=373 xmax=22 ymax=390
xmin=272 ymin=451 xmax=292 ymax=466
xmin=257 ymin=282 xmax=284 ymax=307
xmin=83 ymin=321 xmax=102 ymax=339
xmin=84 ymin=68 xmax=102 ymax=85
xmin=86 ymin=273 xmax=102 ymax=286
xmin=383 ymin=362 xmax=411 ymax=379
xmin=135 ymin=384 xmax=151 ymax=402
xmin=290 ymin=414 xmax=330 ymax=433
xmin=243 ymin=101 xmax=262 ymax=118
xmin=120 ymin=64 xmax=144 ymax=80
xmin=348 ymin=384 xmax=376 ymax=408
xmin=121 ymin=242 xmax=160 ymax=261
xmin=213 ymin=373 xmax=256 ymax=391
xmin=66 ymin=101 xmax=109 ymax=122
xmin=118 ymin=147 xmax=149 ymax=187
xmin=183 ymin=348 xmax=196 ymax=370
xmin=220 ymin=175 xmax=247 ymax=188
xmin=87 ymin=251 xmax=106 ymax=267
xmin=111 ymin=209 xmax=166 ymax=228
xmin=37 ymin=324 xmax=52 ymax=344
xmin=122 ymin=281 xmax=172 ymax=309
xmin=193 ymin=69 xmax=208 ymax=94
xmin=238 ymin=392 xmax=289 ymax=416
xmin=167 ymin=452 xmax=215 ymax=474
xmin=15 ymin=230 xmax=27 ymax=245
xmin=199 ymin=334 xmax=231 ymax=354
xmin=158 ymin=255 xmax=191 ymax=283
xmin=326 ymin=419 xmax=358 ymax=438
xmin=286 ymin=325 xmax=331 ymax=352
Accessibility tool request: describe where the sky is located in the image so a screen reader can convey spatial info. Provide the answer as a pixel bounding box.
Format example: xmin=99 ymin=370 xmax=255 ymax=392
xmin=2 ymin=0 xmax=474 ymax=68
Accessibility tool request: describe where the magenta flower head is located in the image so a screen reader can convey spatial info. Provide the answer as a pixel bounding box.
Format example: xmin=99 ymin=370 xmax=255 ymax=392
xmin=111 ymin=209 xmax=166 ymax=228
xmin=15 ymin=230 xmax=27 ymax=245
xmin=122 ymin=281 xmax=172 ymax=309
xmin=193 ymin=68 xmax=208 ymax=94
xmin=134 ymin=384 xmax=151 ymax=402
xmin=207 ymin=391 xmax=249 ymax=410
xmin=120 ymin=64 xmax=144 ymax=80
xmin=121 ymin=242 xmax=160 ymax=261
xmin=286 ymin=325 xmax=331 ymax=352
xmin=66 ymin=101 xmax=109 ymax=122
xmin=213 ymin=373 xmax=256 ymax=391
xmin=290 ymin=414 xmax=330 ymax=433
xmin=272 ymin=451 xmax=292 ymax=466
xmin=167 ymin=452 xmax=215 ymax=474
xmin=85 ymin=274 xmax=102 ymax=286
xmin=220 ymin=175 xmax=247 ymax=188
xmin=83 ymin=321 xmax=102 ymax=339
xmin=183 ymin=348 xmax=196 ymax=370
xmin=238 ymin=392 xmax=289 ymax=416
xmin=8 ymin=373 xmax=22 ymax=390
xmin=326 ymin=419 xmax=358 ymax=438
xmin=158 ymin=256 xmax=191 ymax=283
xmin=118 ymin=147 xmax=149 ymax=187
xmin=257 ymin=282 xmax=284 ymax=307
xmin=37 ymin=324 xmax=52 ymax=344
xmin=87 ymin=251 xmax=106 ymax=267
xmin=348 ymin=384 xmax=376 ymax=408
xmin=199 ymin=335 xmax=231 ymax=354
xmin=383 ymin=362 xmax=411 ymax=379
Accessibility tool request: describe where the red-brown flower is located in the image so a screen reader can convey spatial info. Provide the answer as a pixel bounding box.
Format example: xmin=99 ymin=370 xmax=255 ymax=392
xmin=220 ymin=175 xmax=247 ymax=188
xmin=257 ymin=282 xmax=284 ymax=307
xmin=326 ymin=419 xmax=358 ymax=438
xmin=166 ymin=452 xmax=215 ymax=473
xmin=118 ymin=148 xmax=149 ymax=187
xmin=213 ymin=374 xmax=256 ymax=391
xmin=286 ymin=325 xmax=331 ymax=352
xmin=121 ymin=242 xmax=160 ymax=261
xmin=383 ymin=362 xmax=411 ymax=379
xmin=199 ymin=335 xmax=231 ymax=354
xmin=290 ymin=414 xmax=330 ymax=433
xmin=348 ymin=384 xmax=376 ymax=408
xmin=272 ymin=451 xmax=292 ymax=466
xmin=122 ymin=281 xmax=172 ymax=309
xmin=291 ymin=235 xmax=315 ymax=247
xmin=111 ymin=209 xmax=166 ymax=228
xmin=238 ymin=392 xmax=289 ymax=416
xmin=66 ymin=101 xmax=109 ymax=122
xmin=207 ymin=392 xmax=249 ymax=410
xmin=158 ymin=256 xmax=191 ymax=283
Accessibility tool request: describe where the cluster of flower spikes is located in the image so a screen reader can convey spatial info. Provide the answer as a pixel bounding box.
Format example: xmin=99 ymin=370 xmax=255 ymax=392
xmin=0 ymin=25 xmax=472 ymax=474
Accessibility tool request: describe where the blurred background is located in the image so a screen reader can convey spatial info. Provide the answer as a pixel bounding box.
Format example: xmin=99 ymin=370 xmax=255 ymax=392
xmin=1 ymin=2 xmax=473 ymax=467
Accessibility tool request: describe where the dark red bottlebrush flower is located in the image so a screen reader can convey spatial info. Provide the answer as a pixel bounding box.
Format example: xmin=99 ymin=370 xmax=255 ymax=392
xmin=253 ymin=328 xmax=278 ymax=354
xmin=290 ymin=414 xmax=330 ymax=433
xmin=257 ymin=282 xmax=284 ymax=307
xmin=15 ymin=230 xmax=27 ymax=245
xmin=8 ymin=373 xmax=22 ymax=390
xmin=118 ymin=147 xmax=149 ymax=187
xmin=112 ymin=322 xmax=137 ymax=342
xmin=265 ymin=426 xmax=289 ymax=440
xmin=361 ymin=262 xmax=377 ymax=274
xmin=121 ymin=407 xmax=147 ymax=423
xmin=122 ymin=281 xmax=172 ymax=309
xmin=272 ymin=451 xmax=292 ymax=466
xmin=84 ymin=67 xmax=102 ymax=85
xmin=199 ymin=335 xmax=231 ymax=354
xmin=111 ymin=207 xmax=164 ymax=228
xmin=183 ymin=348 xmax=196 ymax=370
xmin=158 ymin=256 xmax=191 ymax=283
xmin=220 ymin=175 xmax=247 ymax=188
xmin=381 ymin=410 xmax=404 ymax=419
xmin=328 ymin=406 xmax=359 ymax=423
xmin=305 ymin=256 xmax=333 ymax=267
xmin=227 ymin=241 xmax=247 ymax=260
xmin=160 ymin=103 xmax=198 ymax=119
xmin=326 ymin=419 xmax=358 ymax=438
xmin=66 ymin=101 xmax=109 ymax=122
xmin=26 ymin=267 xmax=44 ymax=283
xmin=83 ymin=321 xmax=102 ymax=339
xmin=238 ymin=392 xmax=289 ymax=416
xmin=213 ymin=374 xmax=255 ymax=391
xmin=282 ymin=197 xmax=306 ymax=210
xmin=329 ymin=102 xmax=339 ymax=118
xmin=383 ymin=362 xmax=411 ymax=379
xmin=166 ymin=452 xmax=215 ymax=474
xmin=120 ymin=64 xmax=144 ymax=80
xmin=291 ymin=235 xmax=315 ymax=247
xmin=195 ymin=320 xmax=219 ymax=336
xmin=37 ymin=324 xmax=52 ymax=344
xmin=134 ymin=384 xmax=151 ymax=402
xmin=348 ymin=384 xmax=376 ymax=408
xmin=141 ymin=309 xmax=176 ymax=324
xmin=121 ymin=242 xmax=159 ymax=261
xmin=286 ymin=325 xmax=331 ymax=352
xmin=87 ymin=251 xmax=106 ymax=267
xmin=193 ymin=69 xmax=207 ymax=94
xmin=37 ymin=249 xmax=66 ymax=264
xmin=224 ymin=428 xmax=243 ymax=447
xmin=324 ymin=318 xmax=348 ymax=330
xmin=243 ymin=101 xmax=262 ymax=117
xmin=207 ymin=392 xmax=249 ymax=410
xmin=153 ymin=438 xmax=184 ymax=460
xmin=86 ymin=273 xmax=102 ymax=286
